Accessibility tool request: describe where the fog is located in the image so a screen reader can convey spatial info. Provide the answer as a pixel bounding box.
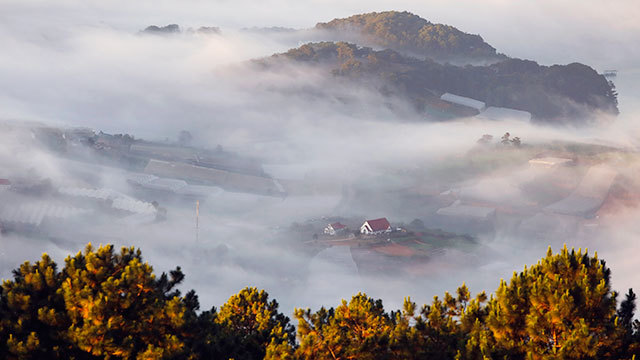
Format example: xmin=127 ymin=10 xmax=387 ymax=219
xmin=1 ymin=0 xmax=640 ymax=314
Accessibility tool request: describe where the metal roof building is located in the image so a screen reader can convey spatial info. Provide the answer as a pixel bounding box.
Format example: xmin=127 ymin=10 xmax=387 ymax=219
xmin=544 ymin=165 xmax=618 ymax=217
xmin=528 ymin=157 xmax=574 ymax=168
xmin=440 ymin=93 xmax=486 ymax=111
xmin=436 ymin=201 xmax=496 ymax=220
xmin=0 ymin=202 xmax=91 ymax=227
xmin=59 ymin=187 xmax=156 ymax=215
xmin=476 ymin=107 xmax=532 ymax=122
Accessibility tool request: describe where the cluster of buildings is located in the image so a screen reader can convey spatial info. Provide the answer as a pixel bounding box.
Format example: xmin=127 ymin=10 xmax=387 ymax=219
xmin=431 ymin=156 xmax=620 ymax=240
xmin=87 ymin=132 xmax=287 ymax=198
xmin=438 ymin=92 xmax=532 ymax=122
xmin=17 ymin=123 xmax=287 ymax=199
xmin=0 ymin=176 xmax=164 ymax=238
xmin=322 ymin=217 xmax=393 ymax=237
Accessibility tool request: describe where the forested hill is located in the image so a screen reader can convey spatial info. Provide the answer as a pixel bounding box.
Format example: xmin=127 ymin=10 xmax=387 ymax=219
xmin=315 ymin=11 xmax=507 ymax=64
xmin=263 ymin=42 xmax=618 ymax=124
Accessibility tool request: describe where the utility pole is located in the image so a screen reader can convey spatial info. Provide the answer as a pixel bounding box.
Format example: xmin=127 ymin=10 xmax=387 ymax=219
xmin=196 ymin=200 xmax=199 ymax=242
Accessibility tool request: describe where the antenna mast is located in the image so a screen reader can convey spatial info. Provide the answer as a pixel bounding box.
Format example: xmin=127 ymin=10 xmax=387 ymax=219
xmin=196 ymin=200 xmax=199 ymax=242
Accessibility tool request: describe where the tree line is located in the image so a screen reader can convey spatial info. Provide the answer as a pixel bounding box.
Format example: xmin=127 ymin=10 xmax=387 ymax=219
xmin=315 ymin=11 xmax=505 ymax=63
xmin=2 ymin=244 xmax=640 ymax=359
xmin=272 ymin=41 xmax=618 ymax=124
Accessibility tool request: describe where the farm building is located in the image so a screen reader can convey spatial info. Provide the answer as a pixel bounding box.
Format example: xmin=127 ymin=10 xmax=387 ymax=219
xmin=144 ymin=159 xmax=284 ymax=196
xmin=58 ymin=187 xmax=157 ymax=215
xmin=360 ymin=217 xmax=391 ymax=234
xmin=144 ymin=159 xmax=228 ymax=184
xmin=476 ymin=107 xmax=532 ymax=122
xmin=436 ymin=201 xmax=496 ymax=220
xmin=324 ymin=222 xmax=347 ymax=236
xmin=0 ymin=201 xmax=91 ymax=230
xmin=528 ymin=157 xmax=574 ymax=169
xmin=518 ymin=212 xmax=581 ymax=241
xmin=429 ymin=200 xmax=497 ymax=235
xmin=544 ymin=165 xmax=618 ymax=217
xmin=0 ymin=179 xmax=10 ymax=193
xmin=130 ymin=143 xmax=198 ymax=162
xmin=440 ymin=93 xmax=486 ymax=111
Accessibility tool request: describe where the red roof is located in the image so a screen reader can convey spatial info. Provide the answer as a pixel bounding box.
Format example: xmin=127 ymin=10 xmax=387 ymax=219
xmin=0 ymin=179 xmax=10 ymax=185
xmin=365 ymin=218 xmax=391 ymax=232
xmin=330 ymin=222 xmax=346 ymax=230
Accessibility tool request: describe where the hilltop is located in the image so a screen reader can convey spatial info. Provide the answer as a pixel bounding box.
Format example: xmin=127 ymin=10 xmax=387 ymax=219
xmin=315 ymin=11 xmax=506 ymax=64
xmin=260 ymin=41 xmax=618 ymax=123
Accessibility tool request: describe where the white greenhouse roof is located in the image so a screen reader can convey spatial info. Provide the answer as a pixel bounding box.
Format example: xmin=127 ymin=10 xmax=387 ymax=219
xmin=476 ymin=107 xmax=532 ymax=122
xmin=528 ymin=157 xmax=574 ymax=167
xmin=440 ymin=93 xmax=486 ymax=110
xmin=544 ymin=165 xmax=617 ymax=216
xmin=111 ymin=197 xmax=156 ymax=214
xmin=436 ymin=203 xmax=496 ymax=219
xmin=0 ymin=202 xmax=90 ymax=227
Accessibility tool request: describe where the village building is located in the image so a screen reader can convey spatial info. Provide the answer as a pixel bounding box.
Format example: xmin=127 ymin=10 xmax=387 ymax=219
xmin=360 ymin=217 xmax=391 ymax=234
xmin=476 ymin=106 xmax=532 ymax=122
xmin=0 ymin=201 xmax=91 ymax=231
xmin=436 ymin=200 xmax=497 ymax=220
xmin=63 ymin=127 xmax=95 ymax=144
xmin=431 ymin=200 xmax=497 ymax=235
xmin=143 ymin=159 xmax=284 ymax=197
xmin=544 ymin=165 xmax=618 ymax=218
xmin=324 ymin=222 xmax=347 ymax=236
xmin=58 ymin=187 xmax=157 ymax=216
xmin=0 ymin=179 xmax=10 ymax=193
xmin=518 ymin=212 xmax=581 ymax=241
xmin=528 ymin=157 xmax=574 ymax=169
xmin=440 ymin=93 xmax=486 ymax=111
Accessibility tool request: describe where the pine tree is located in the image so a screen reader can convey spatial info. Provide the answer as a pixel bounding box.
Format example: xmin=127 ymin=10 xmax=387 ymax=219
xmin=0 ymin=254 xmax=85 ymax=359
xmin=215 ymin=287 xmax=295 ymax=360
xmin=60 ymin=244 xmax=187 ymax=359
xmin=295 ymin=293 xmax=393 ymax=360
xmin=614 ymin=288 xmax=640 ymax=359
xmin=486 ymin=246 xmax=618 ymax=359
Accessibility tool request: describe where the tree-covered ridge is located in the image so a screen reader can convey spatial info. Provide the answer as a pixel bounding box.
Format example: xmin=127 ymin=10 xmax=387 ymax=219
xmin=270 ymin=42 xmax=618 ymax=123
xmin=315 ymin=11 xmax=506 ymax=64
xmin=3 ymin=244 xmax=640 ymax=359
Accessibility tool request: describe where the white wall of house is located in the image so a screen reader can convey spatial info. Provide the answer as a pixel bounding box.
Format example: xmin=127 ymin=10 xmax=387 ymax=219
xmin=324 ymin=225 xmax=336 ymax=235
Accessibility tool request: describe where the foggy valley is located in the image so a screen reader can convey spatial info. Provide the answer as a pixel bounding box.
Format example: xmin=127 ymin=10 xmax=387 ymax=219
xmin=2 ymin=1 xmax=640 ymax=359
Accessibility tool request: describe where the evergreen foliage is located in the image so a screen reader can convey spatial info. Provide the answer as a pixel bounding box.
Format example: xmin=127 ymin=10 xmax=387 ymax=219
xmin=270 ymin=42 xmax=618 ymax=123
xmin=315 ymin=11 xmax=504 ymax=63
xmin=2 ymin=244 xmax=640 ymax=359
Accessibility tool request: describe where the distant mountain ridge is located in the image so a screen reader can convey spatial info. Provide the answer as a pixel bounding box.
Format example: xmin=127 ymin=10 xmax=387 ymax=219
xmin=262 ymin=42 xmax=618 ymax=123
xmin=141 ymin=24 xmax=221 ymax=35
xmin=139 ymin=11 xmax=619 ymax=124
xmin=315 ymin=11 xmax=506 ymax=64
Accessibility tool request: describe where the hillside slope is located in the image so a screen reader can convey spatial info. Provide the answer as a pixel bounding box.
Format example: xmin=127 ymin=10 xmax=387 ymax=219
xmin=261 ymin=42 xmax=618 ymax=123
xmin=315 ymin=11 xmax=506 ymax=64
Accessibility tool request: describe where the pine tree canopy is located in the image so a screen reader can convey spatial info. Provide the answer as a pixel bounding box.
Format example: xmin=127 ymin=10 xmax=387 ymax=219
xmin=1 ymin=244 xmax=639 ymax=360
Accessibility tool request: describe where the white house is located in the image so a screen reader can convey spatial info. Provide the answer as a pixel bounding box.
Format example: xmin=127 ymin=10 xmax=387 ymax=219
xmin=360 ymin=218 xmax=391 ymax=234
xmin=440 ymin=93 xmax=486 ymax=111
xmin=324 ymin=222 xmax=347 ymax=236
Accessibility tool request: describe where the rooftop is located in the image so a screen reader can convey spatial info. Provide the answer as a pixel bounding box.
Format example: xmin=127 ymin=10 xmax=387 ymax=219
xmin=476 ymin=106 xmax=532 ymax=122
xmin=440 ymin=93 xmax=486 ymax=111
xmin=436 ymin=202 xmax=496 ymax=219
xmin=528 ymin=157 xmax=574 ymax=167
xmin=364 ymin=217 xmax=391 ymax=231
xmin=330 ymin=222 xmax=347 ymax=230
